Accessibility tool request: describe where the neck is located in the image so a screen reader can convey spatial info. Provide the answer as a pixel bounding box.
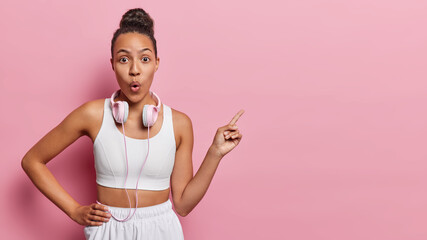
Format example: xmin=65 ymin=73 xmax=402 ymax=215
xmin=116 ymin=90 xmax=159 ymax=119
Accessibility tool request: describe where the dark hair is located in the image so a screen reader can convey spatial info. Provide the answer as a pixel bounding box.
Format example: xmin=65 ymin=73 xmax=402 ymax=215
xmin=111 ymin=8 xmax=157 ymax=59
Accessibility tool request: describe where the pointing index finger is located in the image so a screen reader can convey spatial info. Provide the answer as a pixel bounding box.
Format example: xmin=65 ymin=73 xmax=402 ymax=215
xmin=229 ymin=109 xmax=245 ymax=125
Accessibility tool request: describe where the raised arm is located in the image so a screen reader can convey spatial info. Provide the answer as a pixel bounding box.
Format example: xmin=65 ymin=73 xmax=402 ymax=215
xmin=170 ymin=109 xmax=244 ymax=216
xmin=21 ymin=99 xmax=111 ymax=226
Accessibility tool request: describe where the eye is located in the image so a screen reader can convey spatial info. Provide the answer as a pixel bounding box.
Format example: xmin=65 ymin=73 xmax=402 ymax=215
xmin=119 ymin=57 xmax=128 ymax=63
xmin=142 ymin=57 xmax=150 ymax=62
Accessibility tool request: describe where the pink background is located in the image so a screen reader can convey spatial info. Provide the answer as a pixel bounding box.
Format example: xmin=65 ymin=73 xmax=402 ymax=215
xmin=1 ymin=0 xmax=426 ymax=239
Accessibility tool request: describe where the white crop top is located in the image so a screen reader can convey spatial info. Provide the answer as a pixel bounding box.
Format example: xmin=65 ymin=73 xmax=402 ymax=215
xmin=93 ymin=98 xmax=176 ymax=190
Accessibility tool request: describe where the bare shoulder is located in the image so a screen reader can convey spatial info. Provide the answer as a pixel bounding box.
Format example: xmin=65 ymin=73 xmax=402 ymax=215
xmin=170 ymin=107 xmax=193 ymax=148
xmin=170 ymin=107 xmax=192 ymax=126
xmin=22 ymin=98 xmax=106 ymax=163
xmin=78 ymin=98 xmax=105 ymax=120
xmin=77 ymin=98 xmax=106 ymax=141
xmin=54 ymin=98 xmax=106 ymax=144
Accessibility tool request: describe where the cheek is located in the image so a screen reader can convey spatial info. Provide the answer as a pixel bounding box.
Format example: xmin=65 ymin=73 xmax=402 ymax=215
xmin=143 ymin=65 xmax=156 ymax=75
xmin=114 ymin=67 xmax=127 ymax=78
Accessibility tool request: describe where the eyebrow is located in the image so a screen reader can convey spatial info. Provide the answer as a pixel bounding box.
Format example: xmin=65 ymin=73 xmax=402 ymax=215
xmin=116 ymin=48 xmax=152 ymax=54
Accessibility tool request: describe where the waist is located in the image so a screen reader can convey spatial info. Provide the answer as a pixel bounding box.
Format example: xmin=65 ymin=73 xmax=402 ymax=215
xmin=97 ymin=199 xmax=173 ymax=220
xmin=97 ymin=184 xmax=170 ymax=208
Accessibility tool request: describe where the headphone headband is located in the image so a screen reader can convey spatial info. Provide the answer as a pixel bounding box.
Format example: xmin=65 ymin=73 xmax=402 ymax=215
xmin=110 ymin=90 xmax=120 ymax=106
xmin=150 ymin=91 xmax=161 ymax=111
xmin=110 ymin=90 xmax=161 ymax=108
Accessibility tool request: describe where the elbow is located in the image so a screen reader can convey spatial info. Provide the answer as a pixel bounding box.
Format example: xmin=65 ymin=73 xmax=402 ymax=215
xmin=21 ymin=157 xmax=30 ymax=173
xmin=176 ymin=209 xmax=190 ymax=217
xmin=174 ymin=203 xmax=191 ymax=217
xmin=21 ymin=155 xmax=37 ymax=174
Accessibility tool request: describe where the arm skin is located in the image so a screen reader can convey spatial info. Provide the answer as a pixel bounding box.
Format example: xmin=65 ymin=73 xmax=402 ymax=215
xmin=171 ymin=110 xmax=244 ymax=217
xmin=21 ymin=100 xmax=111 ymax=226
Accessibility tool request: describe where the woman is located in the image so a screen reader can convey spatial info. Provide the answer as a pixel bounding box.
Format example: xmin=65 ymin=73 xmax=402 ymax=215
xmin=21 ymin=7 xmax=244 ymax=239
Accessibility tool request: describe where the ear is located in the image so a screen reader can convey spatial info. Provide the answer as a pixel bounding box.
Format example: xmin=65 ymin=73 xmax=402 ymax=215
xmin=110 ymin=58 xmax=114 ymax=71
xmin=155 ymin=57 xmax=160 ymax=72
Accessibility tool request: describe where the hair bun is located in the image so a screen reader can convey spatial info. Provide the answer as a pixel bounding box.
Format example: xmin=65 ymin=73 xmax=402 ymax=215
xmin=120 ymin=8 xmax=154 ymax=35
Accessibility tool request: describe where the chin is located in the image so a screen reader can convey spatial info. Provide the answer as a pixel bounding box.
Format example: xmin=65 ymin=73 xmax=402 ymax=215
xmin=127 ymin=90 xmax=149 ymax=103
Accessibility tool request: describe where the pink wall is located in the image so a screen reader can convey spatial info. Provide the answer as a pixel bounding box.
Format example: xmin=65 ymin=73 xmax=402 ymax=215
xmin=1 ymin=0 xmax=427 ymax=239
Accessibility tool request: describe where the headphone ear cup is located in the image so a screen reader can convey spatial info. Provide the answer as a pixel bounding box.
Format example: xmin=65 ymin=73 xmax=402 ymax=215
xmin=112 ymin=101 xmax=129 ymax=124
xmin=122 ymin=101 xmax=129 ymax=123
xmin=143 ymin=104 xmax=159 ymax=127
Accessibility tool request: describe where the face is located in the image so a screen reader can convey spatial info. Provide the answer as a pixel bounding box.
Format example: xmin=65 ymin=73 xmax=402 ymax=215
xmin=110 ymin=32 xmax=159 ymax=103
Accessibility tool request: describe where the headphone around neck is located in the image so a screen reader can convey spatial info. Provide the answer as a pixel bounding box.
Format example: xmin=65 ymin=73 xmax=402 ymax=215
xmin=110 ymin=89 xmax=162 ymax=127
xmin=102 ymin=89 xmax=162 ymax=222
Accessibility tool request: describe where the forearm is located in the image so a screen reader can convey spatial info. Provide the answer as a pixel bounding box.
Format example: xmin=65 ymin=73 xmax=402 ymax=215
xmin=21 ymin=158 xmax=80 ymax=218
xmin=177 ymin=146 xmax=223 ymax=216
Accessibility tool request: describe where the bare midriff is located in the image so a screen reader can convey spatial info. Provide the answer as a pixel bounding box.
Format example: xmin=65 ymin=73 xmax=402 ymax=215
xmin=97 ymin=184 xmax=170 ymax=208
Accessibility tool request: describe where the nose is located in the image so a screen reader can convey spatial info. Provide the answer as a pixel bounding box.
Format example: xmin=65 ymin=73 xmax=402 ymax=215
xmin=129 ymin=60 xmax=141 ymax=77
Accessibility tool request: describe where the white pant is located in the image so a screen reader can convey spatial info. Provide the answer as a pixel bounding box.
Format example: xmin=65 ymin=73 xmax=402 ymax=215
xmin=84 ymin=199 xmax=184 ymax=240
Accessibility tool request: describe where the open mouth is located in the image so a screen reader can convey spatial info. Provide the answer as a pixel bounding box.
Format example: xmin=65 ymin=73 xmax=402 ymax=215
xmin=130 ymin=81 xmax=141 ymax=92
